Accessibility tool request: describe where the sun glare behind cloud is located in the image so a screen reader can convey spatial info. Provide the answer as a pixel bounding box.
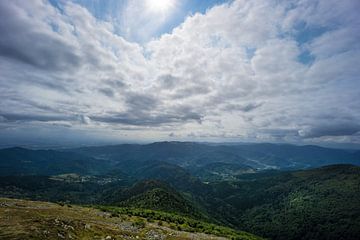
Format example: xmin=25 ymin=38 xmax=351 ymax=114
xmin=146 ymin=0 xmax=175 ymax=13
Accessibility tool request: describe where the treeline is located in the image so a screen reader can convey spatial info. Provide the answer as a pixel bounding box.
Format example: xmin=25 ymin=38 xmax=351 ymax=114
xmin=96 ymin=206 xmax=262 ymax=240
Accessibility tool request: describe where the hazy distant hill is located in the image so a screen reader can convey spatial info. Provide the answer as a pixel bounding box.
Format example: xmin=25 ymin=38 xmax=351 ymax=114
xmin=1 ymin=142 xmax=359 ymax=177
xmin=190 ymin=162 xmax=255 ymax=181
xmin=0 ymin=147 xmax=111 ymax=176
xmin=71 ymin=141 xmax=360 ymax=170
xmin=129 ymin=160 xmax=208 ymax=193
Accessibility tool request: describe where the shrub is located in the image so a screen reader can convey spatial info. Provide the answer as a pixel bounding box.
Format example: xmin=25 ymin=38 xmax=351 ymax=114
xmin=132 ymin=218 xmax=146 ymax=228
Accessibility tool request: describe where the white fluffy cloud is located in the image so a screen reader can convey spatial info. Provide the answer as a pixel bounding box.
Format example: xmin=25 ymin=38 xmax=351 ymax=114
xmin=0 ymin=0 xmax=359 ymax=146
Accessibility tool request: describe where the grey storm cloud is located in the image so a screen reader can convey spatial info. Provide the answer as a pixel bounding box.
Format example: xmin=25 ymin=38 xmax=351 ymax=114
xmin=91 ymin=111 xmax=203 ymax=126
xmin=299 ymin=124 xmax=360 ymax=138
xmin=91 ymin=98 xmax=203 ymax=126
xmin=0 ymin=113 xmax=74 ymax=122
xmin=104 ymin=79 xmax=126 ymax=89
xmin=98 ymin=88 xmax=115 ymax=98
xmin=0 ymin=2 xmax=81 ymax=71
xmin=171 ymin=85 xmax=211 ymax=99
xmin=157 ymin=74 xmax=179 ymax=89
xmin=125 ymin=92 xmax=159 ymax=111
xmin=221 ymin=102 xmax=263 ymax=113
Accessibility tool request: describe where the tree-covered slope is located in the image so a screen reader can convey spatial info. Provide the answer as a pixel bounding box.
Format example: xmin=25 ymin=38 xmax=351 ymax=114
xmin=209 ymin=164 xmax=360 ymax=240
xmin=103 ymin=180 xmax=207 ymax=220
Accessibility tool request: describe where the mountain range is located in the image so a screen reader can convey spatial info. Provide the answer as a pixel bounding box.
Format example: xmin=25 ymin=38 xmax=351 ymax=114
xmin=1 ymin=142 xmax=359 ymax=178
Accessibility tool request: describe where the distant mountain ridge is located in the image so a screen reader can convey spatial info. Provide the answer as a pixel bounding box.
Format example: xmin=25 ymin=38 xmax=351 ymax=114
xmin=1 ymin=142 xmax=359 ymax=178
xmin=0 ymin=147 xmax=111 ymax=176
xmin=71 ymin=141 xmax=360 ymax=170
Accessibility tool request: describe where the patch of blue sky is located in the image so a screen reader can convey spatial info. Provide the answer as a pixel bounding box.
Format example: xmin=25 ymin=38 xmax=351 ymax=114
xmin=72 ymin=0 xmax=126 ymax=21
xmin=293 ymin=21 xmax=329 ymax=44
xmin=245 ymin=47 xmax=256 ymax=59
xmin=48 ymin=0 xmax=65 ymax=14
xmin=49 ymin=22 xmax=60 ymax=33
xmin=298 ymin=50 xmax=315 ymax=65
xmin=281 ymin=21 xmax=329 ymax=65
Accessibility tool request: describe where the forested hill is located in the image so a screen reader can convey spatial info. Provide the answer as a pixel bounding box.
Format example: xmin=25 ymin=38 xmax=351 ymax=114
xmin=211 ymin=164 xmax=360 ymax=240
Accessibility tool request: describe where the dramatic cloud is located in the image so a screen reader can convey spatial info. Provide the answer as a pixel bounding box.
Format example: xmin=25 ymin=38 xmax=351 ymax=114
xmin=0 ymin=0 xmax=359 ymax=146
xmin=299 ymin=124 xmax=360 ymax=139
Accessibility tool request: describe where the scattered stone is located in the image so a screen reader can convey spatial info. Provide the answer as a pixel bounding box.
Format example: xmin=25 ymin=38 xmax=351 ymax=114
xmin=117 ymin=222 xmax=138 ymax=232
xmin=85 ymin=223 xmax=91 ymax=230
xmin=0 ymin=202 xmax=10 ymax=207
xmin=146 ymin=229 xmax=165 ymax=240
xmin=63 ymin=224 xmax=74 ymax=230
xmin=57 ymin=233 xmax=65 ymax=239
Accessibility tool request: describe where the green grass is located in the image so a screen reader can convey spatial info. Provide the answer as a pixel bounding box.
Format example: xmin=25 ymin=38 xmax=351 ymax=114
xmin=95 ymin=205 xmax=263 ymax=240
xmin=0 ymin=197 xmax=264 ymax=240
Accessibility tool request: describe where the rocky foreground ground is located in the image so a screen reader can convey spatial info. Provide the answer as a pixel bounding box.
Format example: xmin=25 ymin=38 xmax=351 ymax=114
xmin=0 ymin=198 xmax=234 ymax=240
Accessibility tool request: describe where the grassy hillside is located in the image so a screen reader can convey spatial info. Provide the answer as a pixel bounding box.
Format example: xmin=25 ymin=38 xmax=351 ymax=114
xmin=0 ymin=198 xmax=263 ymax=240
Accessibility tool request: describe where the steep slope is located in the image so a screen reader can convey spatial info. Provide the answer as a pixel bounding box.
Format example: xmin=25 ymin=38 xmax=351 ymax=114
xmin=208 ymin=164 xmax=360 ymax=240
xmin=103 ymin=180 xmax=207 ymax=220
xmin=0 ymin=198 xmax=263 ymax=240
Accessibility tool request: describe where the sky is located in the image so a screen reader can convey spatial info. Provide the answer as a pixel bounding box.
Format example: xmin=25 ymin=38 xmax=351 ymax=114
xmin=0 ymin=0 xmax=360 ymax=148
